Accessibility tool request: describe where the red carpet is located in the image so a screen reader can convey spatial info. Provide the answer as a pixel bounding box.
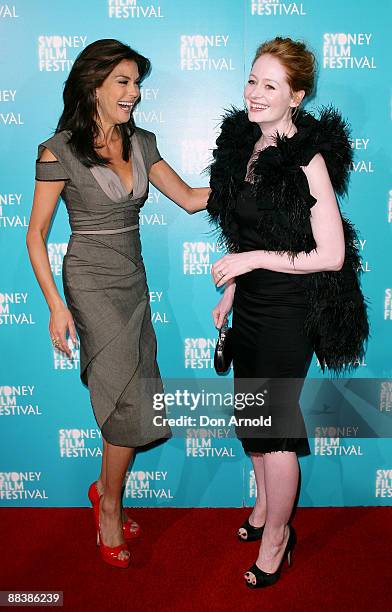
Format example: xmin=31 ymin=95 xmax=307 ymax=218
xmin=1 ymin=507 xmax=391 ymax=611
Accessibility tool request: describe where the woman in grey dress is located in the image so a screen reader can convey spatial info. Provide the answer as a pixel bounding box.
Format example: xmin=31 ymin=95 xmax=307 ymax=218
xmin=26 ymin=39 xmax=209 ymax=568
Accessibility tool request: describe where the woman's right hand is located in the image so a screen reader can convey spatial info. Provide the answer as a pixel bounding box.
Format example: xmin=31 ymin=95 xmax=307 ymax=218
xmin=49 ymin=304 xmax=77 ymax=357
xmin=212 ymin=283 xmax=236 ymax=329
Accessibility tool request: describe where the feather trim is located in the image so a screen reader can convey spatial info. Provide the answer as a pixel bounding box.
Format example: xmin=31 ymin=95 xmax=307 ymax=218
xmin=206 ymin=105 xmax=369 ymax=374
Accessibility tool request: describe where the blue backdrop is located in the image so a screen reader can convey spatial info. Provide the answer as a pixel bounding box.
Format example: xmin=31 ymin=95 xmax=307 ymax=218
xmin=1 ymin=0 xmax=391 ymax=508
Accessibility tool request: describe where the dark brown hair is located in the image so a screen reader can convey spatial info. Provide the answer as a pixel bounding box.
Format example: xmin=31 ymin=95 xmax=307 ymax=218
xmin=56 ymin=39 xmax=151 ymax=166
xmin=253 ymin=37 xmax=316 ymax=104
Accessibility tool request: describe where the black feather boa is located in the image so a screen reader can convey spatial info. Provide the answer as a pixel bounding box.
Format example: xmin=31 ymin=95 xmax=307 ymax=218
xmin=207 ymin=106 xmax=369 ymax=374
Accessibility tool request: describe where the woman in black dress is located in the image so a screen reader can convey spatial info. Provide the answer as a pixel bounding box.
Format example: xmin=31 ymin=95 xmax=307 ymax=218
xmin=208 ymin=37 xmax=368 ymax=588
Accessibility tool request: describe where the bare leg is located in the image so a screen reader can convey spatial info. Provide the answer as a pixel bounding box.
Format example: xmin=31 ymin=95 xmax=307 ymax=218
xmin=98 ymin=438 xmax=134 ymax=561
xmin=97 ymin=438 xmax=131 ymax=524
xmin=96 ymin=437 xmax=108 ymax=494
xmin=245 ymin=451 xmax=298 ymax=583
xmin=249 ymin=453 xmax=267 ymax=524
xmin=238 ymin=453 xmax=266 ymax=539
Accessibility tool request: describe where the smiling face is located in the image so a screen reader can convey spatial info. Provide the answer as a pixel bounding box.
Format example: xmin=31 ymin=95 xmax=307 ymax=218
xmin=95 ymin=59 xmax=140 ymax=127
xmin=244 ymin=54 xmax=304 ymax=128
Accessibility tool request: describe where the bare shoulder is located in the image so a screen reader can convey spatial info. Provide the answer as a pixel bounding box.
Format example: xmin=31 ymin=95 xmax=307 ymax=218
xmin=39 ymin=147 xmax=58 ymax=162
xmin=301 ymin=152 xmax=328 ymax=178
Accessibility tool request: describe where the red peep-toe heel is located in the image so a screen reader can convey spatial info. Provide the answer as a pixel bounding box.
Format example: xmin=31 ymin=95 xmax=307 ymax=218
xmin=89 ymin=484 xmax=131 ymax=569
xmin=88 ymin=481 xmax=141 ymax=540
xmin=97 ymin=526 xmax=130 ymax=569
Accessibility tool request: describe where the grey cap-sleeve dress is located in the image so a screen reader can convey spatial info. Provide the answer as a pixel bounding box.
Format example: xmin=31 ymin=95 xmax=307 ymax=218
xmin=36 ymin=127 xmax=171 ymax=447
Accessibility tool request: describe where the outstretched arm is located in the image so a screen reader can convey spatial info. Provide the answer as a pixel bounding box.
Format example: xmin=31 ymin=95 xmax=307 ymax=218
xmin=149 ymin=159 xmax=210 ymax=214
xmin=212 ymin=153 xmax=345 ymax=287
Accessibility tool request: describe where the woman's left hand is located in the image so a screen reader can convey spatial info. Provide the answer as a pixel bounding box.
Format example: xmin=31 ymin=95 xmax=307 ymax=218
xmin=212 ymin=253 xmax=255 ymax=287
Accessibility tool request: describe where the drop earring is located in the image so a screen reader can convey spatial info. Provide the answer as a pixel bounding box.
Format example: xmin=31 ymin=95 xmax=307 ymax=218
xmin=292 ymin=105 xmax=300 ymax=121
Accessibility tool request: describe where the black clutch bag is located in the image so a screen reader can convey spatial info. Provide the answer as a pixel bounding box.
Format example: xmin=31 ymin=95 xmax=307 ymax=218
xmin=214 ymin=323 xmax=233 ymax=374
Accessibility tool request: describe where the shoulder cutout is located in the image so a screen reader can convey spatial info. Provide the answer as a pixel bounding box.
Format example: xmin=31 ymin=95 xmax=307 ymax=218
xmin=39 ymin=147 xmax=59 ymax=162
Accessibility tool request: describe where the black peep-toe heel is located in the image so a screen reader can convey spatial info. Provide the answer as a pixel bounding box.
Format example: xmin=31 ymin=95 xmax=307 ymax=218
xmin=237 ymin=516 xmax=265 ymax=542
xmin=244 ymin=525 xmax=296 ymax=588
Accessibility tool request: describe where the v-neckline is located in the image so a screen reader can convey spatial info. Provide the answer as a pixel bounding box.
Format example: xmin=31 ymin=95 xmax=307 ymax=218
xmin=88 ymin=134 xmax=137 ymax=203
xmin=106 ymin=155 xmax=133 ymax=196
xmin=106 ymin=145 xmax=135 ymax=197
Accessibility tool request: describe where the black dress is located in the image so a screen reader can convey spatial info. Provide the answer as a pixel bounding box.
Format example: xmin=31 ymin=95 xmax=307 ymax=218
xmin=232 ymin=181 xmax=313 ymax=456
xmin=207 ymin=108 xmax=369 ymax=447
